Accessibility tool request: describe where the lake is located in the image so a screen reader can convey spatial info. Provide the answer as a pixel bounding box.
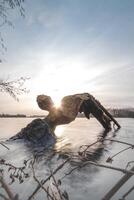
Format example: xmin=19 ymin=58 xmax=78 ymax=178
xmin=0 ymin=118 xmax=134 ymax=200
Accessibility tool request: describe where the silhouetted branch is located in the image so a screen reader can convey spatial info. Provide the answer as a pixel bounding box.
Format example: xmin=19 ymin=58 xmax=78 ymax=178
xmin=0 ymin=77 xmax=30 ymax=101
xmin=125 ymin=161 xmax=134 ymax=169
xmin=102 ymin=166 xmax=134 ymax=200
xmin=106 ymin=146 xmax=133 ymax=163
xmin=28 ymin=158 xmax=70 ymax=200
xmin=103 ymin=139 xmax=134 ymax=148
xmin=0 ymin=0 xmax=25 ymax=61
xmin=50 ymin=171 xmax=65 ymax=200
xmin=78 ymin=139 xmax=100 ymax=156
xmin=120 ymin=185 xmax=134 ymax=200
xmin=63 ymin=160 xmax=134 ymax=180
xmin=0 ymin=193 xmax=10 ymax=200
xmin=31 ymin=159 xmax=54 ymax=200
xmin=0 ymin=142 xmax=10 ymax=150
xmin=0 ymin=172 xmax=19 ymax=200
xmin=0 ymin=159 xmax=30 ymax=184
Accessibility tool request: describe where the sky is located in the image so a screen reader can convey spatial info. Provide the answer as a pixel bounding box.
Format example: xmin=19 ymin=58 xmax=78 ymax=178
xmin=0 ymin=0 xmax=134 ymax=114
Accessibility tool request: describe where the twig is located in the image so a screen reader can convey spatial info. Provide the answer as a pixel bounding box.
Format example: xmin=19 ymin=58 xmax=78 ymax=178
xmin=120 ymin=185 xmax=134 ymax=200
xmin=78 ymin=139 xmax=100 ymax=156
xmin=0 ymin=159 xmax=30 ymax=184
xmin=0 ymin=142 xmax=10 ymax=150
xmin=125 ymin=161 xmax=134 ymax=169
xmin=0 ymin=77 xmax=30 ymax=101
xmin=101 ymin=166 xmax=134 ymax=200
xmin=31 ymin=160 xmax=54 ymax=200
xmin=62 ymin=166 xmax=79 ymax=179
xmin=63 ymin=160 xmax=134 ymax=179
xmin=0 ymin=193 xmax=10 ymax=200
xmin=78 ymin=138 xmax=134 ymax=158
xmin=106 ymin=146 xmax=133 ymax=163
xmin=83 ymin=161 xmax=134 ymax=175
xmin=28 ymin=158 xmax=70 ymax=200
xmin=0 ymin=174 xmax=17 ymax=200
xmin=50 ymin=171 xmax=63 ymax=200
xmin=103 ymin=139 xmax=134 ymax=147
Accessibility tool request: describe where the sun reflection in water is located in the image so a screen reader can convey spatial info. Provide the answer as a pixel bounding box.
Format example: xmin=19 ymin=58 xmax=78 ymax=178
xmin=55 ymin=125 xmax=65 ymax=137
xmin=55 ymin=125 xmax=70 ymax=151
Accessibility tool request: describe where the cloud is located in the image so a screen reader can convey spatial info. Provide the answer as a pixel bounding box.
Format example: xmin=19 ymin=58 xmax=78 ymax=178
xmin=1 ymin=0 xmax=134 ymax=113
xmin=37 ymin=10 xmax=63 ymax=28
xmin=26 ymin=1 xmax=64 ymax=29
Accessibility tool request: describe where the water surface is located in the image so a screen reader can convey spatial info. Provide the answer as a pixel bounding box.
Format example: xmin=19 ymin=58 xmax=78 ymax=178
xmin=0 ymin=118 xmax=134 ymax=200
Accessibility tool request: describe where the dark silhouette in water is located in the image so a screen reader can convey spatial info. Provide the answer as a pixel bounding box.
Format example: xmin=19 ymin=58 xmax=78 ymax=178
xmin=37 ymin=93 xmax=120 ymax=130
xmin=10 ymin=118 xmax=56 ymax=145
xmin=10 ymin=93 xmax=121 ymax=144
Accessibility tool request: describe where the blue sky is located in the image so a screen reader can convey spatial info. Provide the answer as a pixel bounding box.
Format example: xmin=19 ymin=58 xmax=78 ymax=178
xmin=0 ymin=0 xmax=134 ymax=114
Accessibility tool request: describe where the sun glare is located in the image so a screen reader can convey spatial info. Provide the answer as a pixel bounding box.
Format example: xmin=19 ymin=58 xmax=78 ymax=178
xmin=55 ymin=126 xmax=65 ymax=137
xmin=52 ymin=96 xmax=62 ymax=108
xmin=53 ymin=100 xmax=61 ymax=108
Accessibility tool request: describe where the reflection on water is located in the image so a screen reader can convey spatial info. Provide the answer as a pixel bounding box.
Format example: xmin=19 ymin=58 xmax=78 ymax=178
xmin=55 ymin=125 xmax=66 ymax=137
xmin=0 ymin=118 xmax=134 ymax=200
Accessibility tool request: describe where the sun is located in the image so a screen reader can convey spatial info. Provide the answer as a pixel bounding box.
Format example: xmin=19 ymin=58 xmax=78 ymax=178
xmin=51 ymin=95 xmax=62 ymax=109
xmin=53 ymin=100 xmax=61 ymax=108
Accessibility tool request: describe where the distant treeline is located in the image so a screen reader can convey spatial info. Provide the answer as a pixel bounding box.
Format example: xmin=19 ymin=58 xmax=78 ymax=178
xmin=77 ymin=108 xmax=134 ymax=118
xmin=109 ymin=109 xmax=134 ymax=118
xmin=0 ymin=109 xmax=134 ymax=118
xmin=28 ymin=115 xmax=46 ymax=118
xmin=0 ymin=114 xmax=26 ymax=118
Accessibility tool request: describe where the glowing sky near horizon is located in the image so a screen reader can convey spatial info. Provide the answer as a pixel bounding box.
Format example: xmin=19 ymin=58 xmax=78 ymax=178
xmin=0 ymin=0 xmax=134 ymax=114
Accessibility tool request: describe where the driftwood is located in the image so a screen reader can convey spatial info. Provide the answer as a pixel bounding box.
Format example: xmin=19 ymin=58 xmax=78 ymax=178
xmin=9 ymin=93 xmax=121 ymax=144
xmin=9 ymin=118 xmax=56 ymax=146
xmin=92 ymin=98 xmax=121 ymax=129
xmin=37 ymin=93 xmax=121 ymax=131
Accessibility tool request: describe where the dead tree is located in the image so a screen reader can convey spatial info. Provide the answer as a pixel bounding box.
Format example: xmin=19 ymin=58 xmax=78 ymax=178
xmin=37 ymin=93 xmax=121 ymax=132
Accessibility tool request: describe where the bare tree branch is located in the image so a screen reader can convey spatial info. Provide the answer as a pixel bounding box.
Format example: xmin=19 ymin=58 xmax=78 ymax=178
xmin=0 ymin=142 xmax=10 ymax=150
xmin=31 ymin=159 xmax=54 ymax=200
xmin=120 ymin=185 xmax=134 ymax=200
xmin=0 ymin=0 xmax=25 ymax=61
xmin=102 ymin=166 xmax=134 ymax=200
xmin=106 ymin=146 xmax=133 ymax=163
xmin=0 ymin=172 xmax=19 ymax=200
xmin=0 ymin=77 xmax=30 ymax=101
xmin=28 ymin=158 xmax=70 ymax=200
xmin=0 ymin=193 xmax=10 ymax=200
